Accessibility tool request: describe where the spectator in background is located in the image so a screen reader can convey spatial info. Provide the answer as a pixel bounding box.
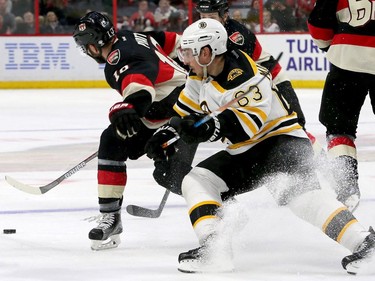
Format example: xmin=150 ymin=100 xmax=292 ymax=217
xmin=246 ymin=0 xmax=260 ymax=32
xmin=14 ymin=11 xmax=35 ymax=34
xmin=39 ymin=15 xmax=45 ymax=30
xmin=12 ymin=0 xmax=33 ymax=17
xmin=129 ymin=0 xmax=156 ymax=32
xmin=41 ymin=10 xmax=65 ymax=33
xmin=117 ymin=15 xmax=132 ymax=31
xmin=231 ymin=9 xmax=242 ymax=22
xmin=232 ymin=9 xmax=251 ymax=30
xmin=167 ymin=9 xmax=187 ymax=33
xmin=154 ymin=0 xmax=177 ymax=30
xmin=255 ymin=9 xmax=280 ymax=33
xmin=295 ymin=0 xmax=315 ymax=31
xmin=0 ymin=0 xmax=15 ymax=34
xmin=267 ymin=0 xmax=295 ymax=32
xmin=39 ymin=0 xmax=68 ymax=25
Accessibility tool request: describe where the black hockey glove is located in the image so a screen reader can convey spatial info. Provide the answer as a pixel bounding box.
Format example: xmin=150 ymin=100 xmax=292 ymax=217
xmin=109 ymin=102 xmax=142 ymax=140
xmin=170 ymin=114 xmax=221 ymax=144
xmin=145 ymin=124 xmax=179 ymax=161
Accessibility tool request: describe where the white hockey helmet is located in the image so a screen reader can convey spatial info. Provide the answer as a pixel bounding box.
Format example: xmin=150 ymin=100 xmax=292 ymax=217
xmin=179 ymin=18 xmax=227 ymax=65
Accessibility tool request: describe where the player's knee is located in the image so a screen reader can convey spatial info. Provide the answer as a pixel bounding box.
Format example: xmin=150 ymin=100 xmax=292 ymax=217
xmin=181 ymin=167 xmax=227 ymax=204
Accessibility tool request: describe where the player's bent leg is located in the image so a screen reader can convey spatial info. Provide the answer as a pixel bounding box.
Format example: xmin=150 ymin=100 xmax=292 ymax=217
xmin=178 ymin=167 xmax=234 ymax=273
xmin=287 ymin=189 xmax=374 ymax=274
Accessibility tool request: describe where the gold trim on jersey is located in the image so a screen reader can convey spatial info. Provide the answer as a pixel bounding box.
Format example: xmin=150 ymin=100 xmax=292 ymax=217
xmin=173 ymin=89 xmax=202 ymax=117
xmin=232 ymin=108 xmax=259 ymax=135
xmin=240 ymin=50 xmax=258 ymax=74
xmin=228 ymin=118 xmax=302 ymax=149
xmin=211 ymin=81 xmax=226 ymax=93
xmin=179 ymin=90 xmax=201 ymax=111
xmin=189 ymin=75 xmax=203 ymax=81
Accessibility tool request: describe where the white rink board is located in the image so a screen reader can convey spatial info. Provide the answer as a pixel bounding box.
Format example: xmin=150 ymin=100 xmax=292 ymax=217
xmin=0 ymin=34 xmax=328 ymax=84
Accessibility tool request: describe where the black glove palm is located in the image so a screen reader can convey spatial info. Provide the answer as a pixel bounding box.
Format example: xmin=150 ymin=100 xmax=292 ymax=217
xmin=109 ymin=102 xmax=142 ymax=140
xmin=170 ymin=114 xmax=221 ymax=144
xmin=145 ymin=124 xmax=179 ymax=161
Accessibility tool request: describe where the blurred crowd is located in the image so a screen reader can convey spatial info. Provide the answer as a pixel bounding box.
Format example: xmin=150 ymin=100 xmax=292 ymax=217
xmin=0 ymin=0 xmax=315 ymax=35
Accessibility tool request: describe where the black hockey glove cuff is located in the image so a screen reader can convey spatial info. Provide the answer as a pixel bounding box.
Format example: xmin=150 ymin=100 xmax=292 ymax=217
xmin=145 ymin=124 xmax=179 ymax=161
xmin=170 ymin=114 xmax=222 ymax=144
xmin=109 ymin=102 xmax=142 ymax=140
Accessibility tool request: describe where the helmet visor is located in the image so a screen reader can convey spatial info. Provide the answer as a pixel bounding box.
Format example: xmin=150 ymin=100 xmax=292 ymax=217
xmin=76 ymin=44 xmax=88 ymax=56
xmin=177 ymin=47 xmax=195 ymax=64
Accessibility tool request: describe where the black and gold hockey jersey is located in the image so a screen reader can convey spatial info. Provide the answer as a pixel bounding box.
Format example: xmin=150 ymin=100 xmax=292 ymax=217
xmin=173 ymin=49 xmax=307 ymax=155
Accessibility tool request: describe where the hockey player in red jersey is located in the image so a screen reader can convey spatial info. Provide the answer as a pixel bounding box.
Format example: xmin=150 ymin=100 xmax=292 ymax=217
xmin=146 ymin=18 xmax=375 ymax=275
xmin=73 ymin=11 xmax=196 ymax=250
xmin=307 ymin=0 xmax=375 ymax=212
xmin=195 ymin=0 xmax=323 ymax=155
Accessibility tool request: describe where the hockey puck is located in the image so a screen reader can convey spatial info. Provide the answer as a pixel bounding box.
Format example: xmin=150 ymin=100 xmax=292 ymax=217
xmin=3 ymin=229 xmax=16 ymax=234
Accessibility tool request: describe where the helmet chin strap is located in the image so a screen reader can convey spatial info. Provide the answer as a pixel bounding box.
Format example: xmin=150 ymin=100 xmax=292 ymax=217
xmin=195 ymin=53 xmax=216 ymax=80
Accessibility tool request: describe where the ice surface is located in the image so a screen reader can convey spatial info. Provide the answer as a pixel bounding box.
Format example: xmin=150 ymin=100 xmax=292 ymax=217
xmin=0 ymin=88 xmax=374 ymax=281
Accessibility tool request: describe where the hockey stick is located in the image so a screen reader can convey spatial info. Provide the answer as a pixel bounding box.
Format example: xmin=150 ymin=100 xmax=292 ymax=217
xmin=126 ymin=189 xmax=170 ymax=218
xmin=5 ymin=151 xmax=98 ymax=195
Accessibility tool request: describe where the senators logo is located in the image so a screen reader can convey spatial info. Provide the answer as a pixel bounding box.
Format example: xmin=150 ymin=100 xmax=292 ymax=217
xmin=78 ymin=23 xmax=86 ymax=31
xmin=227 ymin=68 xmax=243 ymax=81
xmin=107 ymin=49 xmax=120 ymax=65
xmin=229 ymin=32 xmax=244 ymax=46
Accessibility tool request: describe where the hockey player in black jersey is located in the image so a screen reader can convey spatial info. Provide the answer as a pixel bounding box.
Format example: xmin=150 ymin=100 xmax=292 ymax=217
xmin=195 ymin=0 xmax=323 ymax=156
xmin=146 ymin=18 xmax=375 ymax=275
xmin=73 ymin=11 xmax=197 ymax=250
xmin=308 ymin=0 xmax=375 ymax=212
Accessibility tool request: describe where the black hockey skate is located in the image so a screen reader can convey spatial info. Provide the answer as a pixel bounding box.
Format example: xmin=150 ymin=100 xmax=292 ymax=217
xmin=89 ymin=210 xmax=123 ymax=251
xmin=178 ymin=238 xmax=234 ymax=273
xmin=342 ymin=227 xmax=375 ymax=275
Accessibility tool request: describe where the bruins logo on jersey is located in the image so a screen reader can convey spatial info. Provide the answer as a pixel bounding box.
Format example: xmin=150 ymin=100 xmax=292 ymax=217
xmin=229 ymin=32 xmax=245 ymax=46
xmin=107 ymin=49 xmax=120 ymax=65
xmin=227 ymin=68 xmax=243 ymax=81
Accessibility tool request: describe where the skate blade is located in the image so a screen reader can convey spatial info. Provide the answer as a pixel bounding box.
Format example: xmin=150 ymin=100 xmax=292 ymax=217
xmin=91 ymin=234 xmax=121 ymax=251
xmin=346 ymin=253 xmax=375 ymax=275
xmin=178 ymin=259 xmax=234 ymax=274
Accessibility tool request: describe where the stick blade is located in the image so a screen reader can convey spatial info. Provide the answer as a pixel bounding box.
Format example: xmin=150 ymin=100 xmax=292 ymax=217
xmin=126 ymin=204 xmax=161 ymax=218
xmin=4 ymin=176 xmax=43 ymax=195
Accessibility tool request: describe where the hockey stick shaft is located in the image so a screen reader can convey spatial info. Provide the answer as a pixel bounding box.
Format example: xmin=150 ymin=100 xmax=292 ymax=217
xmin=126 ymin=189 xmax=170 ymax=218
xmin=5 ymin=151 xmax=98 ymax=195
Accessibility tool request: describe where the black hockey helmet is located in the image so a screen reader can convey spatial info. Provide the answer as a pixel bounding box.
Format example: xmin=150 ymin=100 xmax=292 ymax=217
xmin=196 ymin=0 xmax=229 ymax=17
xmin=73 ymin=11 xmax=115 ymax=55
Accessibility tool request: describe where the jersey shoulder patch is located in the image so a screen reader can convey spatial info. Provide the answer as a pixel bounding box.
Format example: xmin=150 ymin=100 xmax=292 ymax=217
xmin=227 ymin=68 xmax=244 ymax=81
xmin=107 ymin=49 xmax=121 ymax=65
xmin=229 ymin=31 xmax=245 ymax=46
